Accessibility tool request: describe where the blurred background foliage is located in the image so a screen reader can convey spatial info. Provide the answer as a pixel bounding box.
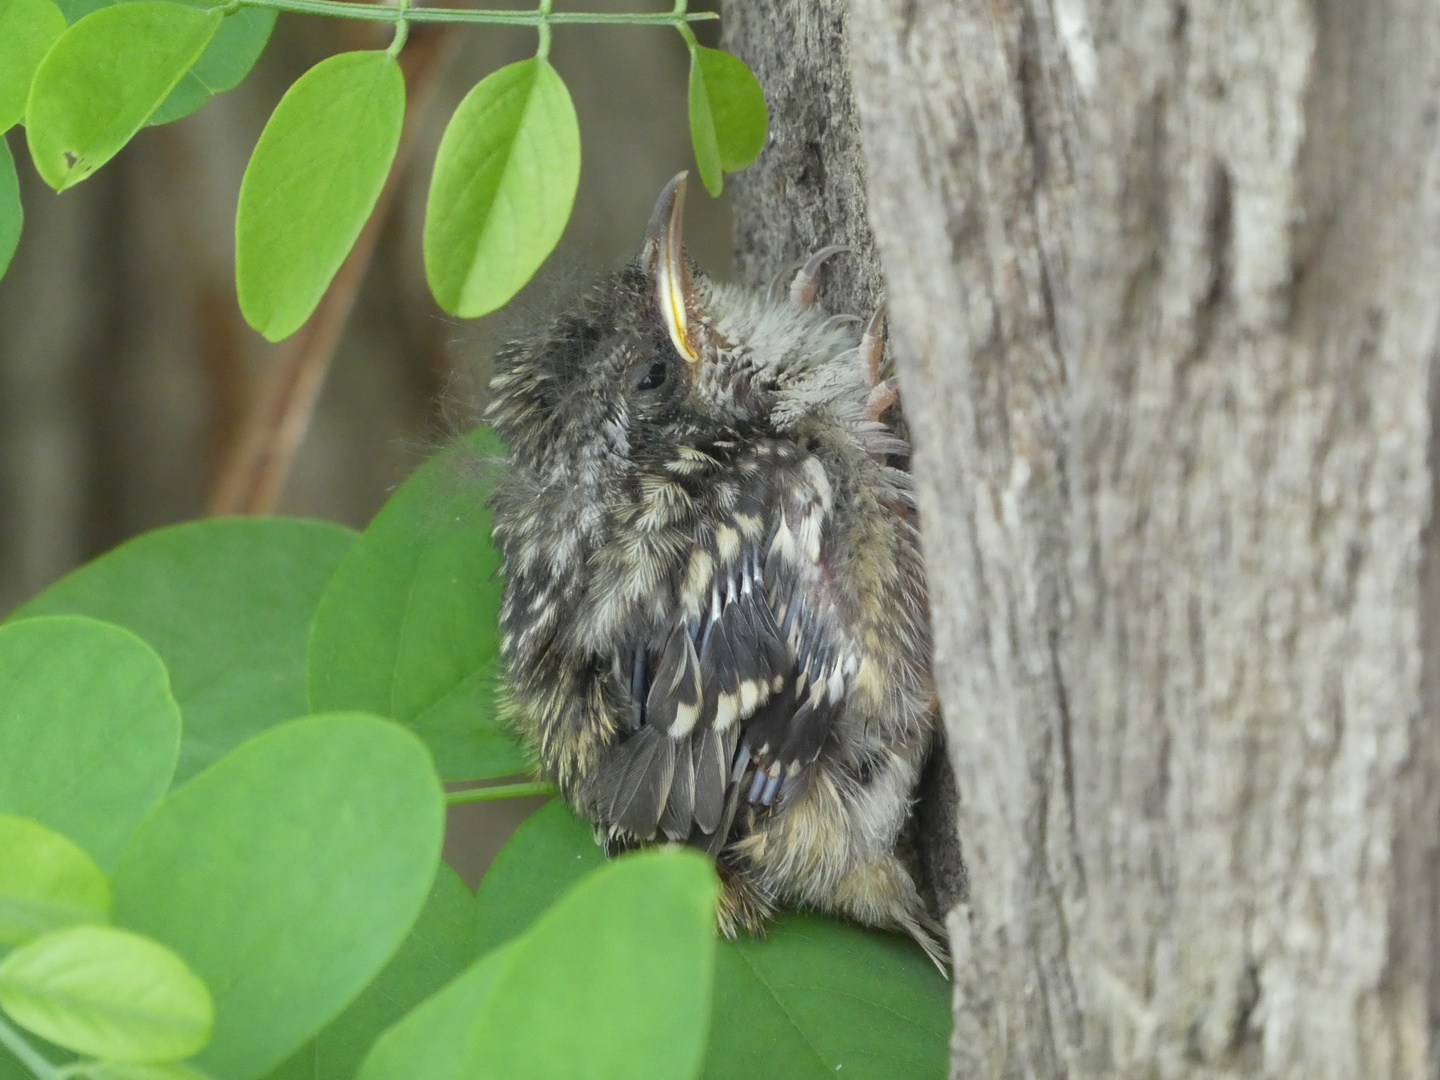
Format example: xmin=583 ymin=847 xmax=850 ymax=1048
xmin=0 ymin=4 xmax=730 ymax=880
xmin=0 ymin=6 xmax=730 ymax=611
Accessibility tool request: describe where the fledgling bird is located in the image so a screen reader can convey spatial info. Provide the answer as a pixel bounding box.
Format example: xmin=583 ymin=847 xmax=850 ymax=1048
xmin=486 ymin=173 xmax=946 ymax=968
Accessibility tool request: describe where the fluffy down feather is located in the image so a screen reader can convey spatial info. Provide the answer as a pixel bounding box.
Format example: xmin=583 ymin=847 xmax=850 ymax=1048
xmin=487 ymin=175 xmax=945 ymax=969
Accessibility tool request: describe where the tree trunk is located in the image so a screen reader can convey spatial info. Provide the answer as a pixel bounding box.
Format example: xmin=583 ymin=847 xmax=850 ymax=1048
xmin=736 ymin=0 xmax=1440 ymax=1076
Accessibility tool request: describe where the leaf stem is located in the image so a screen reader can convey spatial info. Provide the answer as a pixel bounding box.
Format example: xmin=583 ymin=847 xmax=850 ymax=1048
xmin=0 ymin=1015 xmax=63 ymax=1080
xmin=671 ymin=0 xmax=698 ymax=49
xmin=386 ymin=0 xmax=410 ymax=57
xmin=535 ymin=0 xmax=552 ymax=61
xmin=200 ymin=0 xmax=717 ymax=27
xmin=445 ymin=780 xmax=556 ymax=805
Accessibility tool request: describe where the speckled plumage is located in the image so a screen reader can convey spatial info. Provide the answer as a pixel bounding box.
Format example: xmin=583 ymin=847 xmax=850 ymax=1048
xmin=486 ymin=175 xmax=945 ymax=966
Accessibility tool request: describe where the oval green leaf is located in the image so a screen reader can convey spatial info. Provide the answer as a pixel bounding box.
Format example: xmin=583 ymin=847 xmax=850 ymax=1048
xmin=355 ymin=938 xmax=515 ymax=1080
xmin=687 ymin=46 xmax=767 ymax=198
xmin=471 ymin=796 xmax=949 ymax=1079
xmin=360 ymin=850 xmax=717 ymax=1080
xmin=0 ymin=617 xmax=180 ymax=871
xmin=11 ymin=518 xmax=358 ymax=784
xmin=424 ymin=57 xmax=579 ymax=318
xmin=473 ymin=800 xmax=599 ymax=957
xmin=25 ymin=2 xmax=221 ymax=189
xmin=236 ymin=51 xmax=403 ymax=341
xmin=46 ymin=0 xmax=273 ymax=126
xmin=0 ymin=815 xmax=110 ymax=946
xmin=0 ymin=925 xmax=213 ymax=1063
xmin=110 ymin=713 xmax=445 ymax=1080
xmin=261 ymin=864 xmax=476 ymax=1080
xmin=0 ymin=0 xmax=66 ymax=131
xmin=308 ymin=429 xmax=527 ymax=783
xmin=0 ymin=137 xmax=19 ymax=280
xmin=703 ymin=914 xmax=948 ymax=1080
xmin=148 ymin=7 xmax=278 ymax=127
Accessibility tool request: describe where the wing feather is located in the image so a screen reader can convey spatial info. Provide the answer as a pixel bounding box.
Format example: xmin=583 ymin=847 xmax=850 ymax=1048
xmin=585 ymin=726 xmax=676 ymax=838
xmin=658 ymin=736 xmax=696 ymax=840
xmin=645 ymin=623 xmax=702 ymax=736
xmin=692 ymin=724 xmax=731 ymax=834
xmin=593 ymin=447 xmax=850 ymax=842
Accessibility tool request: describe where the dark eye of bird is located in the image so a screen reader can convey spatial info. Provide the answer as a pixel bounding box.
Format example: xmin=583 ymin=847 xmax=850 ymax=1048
xmin=635 ymin=361 xmax=667 ymax=391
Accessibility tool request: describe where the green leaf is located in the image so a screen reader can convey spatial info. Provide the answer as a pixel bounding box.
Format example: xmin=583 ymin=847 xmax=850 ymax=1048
xmin=110 ymin=713 xmax=444 ymax=1080
xmin=0 ymin=1026 xmax=69 ymax=1080
xmin=0 ymin=815 xmax=110 ymax=946
xmin=145 ymin=76 xmax=208 ymax=128
xmin=0 ymin=137 xmax=19 ymax=280
xmin=148 ymin=8 xmax=278 ymax=126
xmin=0 ymin=0 xmax=66 ymax=131
xmin=359 ymin=850 xmax=717 ymax=1080
xmin=472 ymin=796 xmax=949 ymax=1079
xmin=703 ymin=914 xmax=948 ymax=1080
xmin=687 ymin=46 xmax=767 ymax=198
xmin=51 ymin=0 xmax=103 ymax=22
xmin=423 ymin=58 xmax=579 ymax=318
xmin=473 ymin=801 xmax=599 ymax=957
xmin=353 ymin=938 xmax=515 ymax=1080
xmin=0 ymin=925 xmax=213 ymax=1063
xmin=24 ymin=2 xmax=222 ymax=189
xmin=262 ymin=864 xmax=476 ymax=1080
xmin=11 ymin=518 xmax=358 ymax=785
xmin=41 ymin=0 xmax=273 ymax=126
xmin=308 ymin=430 xmax=527 ymax=783
xmin=0 ymin=617 xmax=180 ymax=871
xmin=236 ymin=51 xmax=403 ymax=341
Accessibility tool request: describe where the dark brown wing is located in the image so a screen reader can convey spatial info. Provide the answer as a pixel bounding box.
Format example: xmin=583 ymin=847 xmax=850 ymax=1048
xmin=583 ymin=551 xmax=779 ymax=841
xmin=581 ymin=450 xmax=844 ymax=845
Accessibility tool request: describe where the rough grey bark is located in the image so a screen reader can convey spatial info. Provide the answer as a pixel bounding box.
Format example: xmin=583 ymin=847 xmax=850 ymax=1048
xmin=724 ymin=0 xmax=883 ymax=320
xmin=843 ymin=0 xmax=1440 ymax=1078
xmin=731 ymin=0 xmax=1440 ymax=1075
xmin=723 ymin=0 xmax=969 ymax=918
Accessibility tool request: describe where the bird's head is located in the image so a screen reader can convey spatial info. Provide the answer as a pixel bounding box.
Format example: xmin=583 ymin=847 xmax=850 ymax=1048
xmin=485 ymin=172 xmax=869 ymax=496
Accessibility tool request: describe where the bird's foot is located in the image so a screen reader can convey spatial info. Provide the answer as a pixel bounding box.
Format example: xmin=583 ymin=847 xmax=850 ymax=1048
xmin=866 ymin=378 xmax=900 ymax=422
xmin=860 ymin=306 xmax=898 ymax=421
xmin=859 ymin=304 xmax=888 ymax=384
xmin=766 ymin=244 xmax=851 ymax=308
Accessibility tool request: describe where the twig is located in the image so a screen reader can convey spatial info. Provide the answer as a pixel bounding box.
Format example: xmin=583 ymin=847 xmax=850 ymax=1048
xmin=177 ymin=0 xmax=714 ymax=25
xmin=0 ymin=1015 xmax=62 ymax=1080
xmin=207 ymin=23 xmax=457 ymax=515
xmin=445 ymin=780 xmax=556 ymax=805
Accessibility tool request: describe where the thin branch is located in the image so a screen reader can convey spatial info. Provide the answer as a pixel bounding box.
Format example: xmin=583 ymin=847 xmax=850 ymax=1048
xmin=535 ymin=0 xmax=553 ymax=60
xmin=673 ymin=0 xmax=699 ymax=49
xmin=445 ymin=780 xmax=556 ymax=804
xmin=195 ymin=0 xmax=715 ymax=25
xmin=0 ymin=1016 xmax=62 ymax=1080
xmin=207 ymin=24 xmax=456 ymax=515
